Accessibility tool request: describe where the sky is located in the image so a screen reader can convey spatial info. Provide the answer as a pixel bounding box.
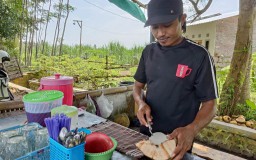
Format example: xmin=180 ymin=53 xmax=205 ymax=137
xmin=47 ymin=0 xmax=239 ymax=48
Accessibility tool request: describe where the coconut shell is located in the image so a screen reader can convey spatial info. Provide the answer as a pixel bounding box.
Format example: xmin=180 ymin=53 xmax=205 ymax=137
xmin=135 ymin=140 xmax=146 ymax=148
xmin=230 ymin=120 xmax=237 ymax=125
xmin=236 ymin=116 xmax=246 ymax=123
xmin=214 ymin=116 xmax=223 ymax=121
xmin=245 ymin=121 xmax=254 ymax=128
xmin=231 ymin=115 xmax=239 ymax=118
xmin=237 ymin=123 xmax=246 ymax=127
xmin=153 ymin=144 xmax=170 ymax=160
xmin=223 ymin=116 xmax=231 ymax=123
xmin=162 ymin=139 xmax=176 ymax=157
xmin=136 ymin=140 xmax=157 ymax=159
xmin=135 ymin=139 xmax=176 ymax=160
xmin=113 ymin=113 xmax=130 ymax=127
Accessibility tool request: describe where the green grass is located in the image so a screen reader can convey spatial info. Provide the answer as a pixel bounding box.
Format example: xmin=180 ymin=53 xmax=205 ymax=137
xmin=251 ymin=92 xmax=256 ymax=103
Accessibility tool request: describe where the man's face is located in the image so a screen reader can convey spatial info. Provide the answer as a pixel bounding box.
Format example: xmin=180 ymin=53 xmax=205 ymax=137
xmin=150 ymin=15 xmax=185 ymax=47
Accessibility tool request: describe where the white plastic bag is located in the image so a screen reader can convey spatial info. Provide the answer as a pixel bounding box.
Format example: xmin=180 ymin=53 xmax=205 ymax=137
xmin=96 ymin=93 xmax=113 ymax=118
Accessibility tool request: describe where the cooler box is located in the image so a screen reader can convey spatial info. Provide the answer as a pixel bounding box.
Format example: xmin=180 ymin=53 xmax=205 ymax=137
xmin=39 ymin=73 xmax=73 ymax=105
xmin=22 ymin=90 xmax=63 ymax=127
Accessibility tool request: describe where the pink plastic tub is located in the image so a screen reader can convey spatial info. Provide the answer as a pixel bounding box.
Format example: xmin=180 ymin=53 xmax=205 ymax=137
xmin=39 ymin=73 xmax=73 ymax=106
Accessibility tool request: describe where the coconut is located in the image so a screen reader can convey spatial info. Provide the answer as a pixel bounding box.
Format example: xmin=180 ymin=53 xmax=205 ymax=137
xmin=245 ymin=121 xmax=254 ymax=128
xmin=237 ymin=123 xmax=246 ymax=127
xmin=231 ymin=115 xmax=239 ymax=118
xmin=223 ymin=115 xmax=231 ymax=123
xmin=113 ymin=113 xmax=130 ymax=127
xmin=230 ymin=120 xmax=237 ymax=125
xmin=236 ymin=115 xmax=246 ymax=124
xmin=214 ymin=116 xmax=223 ymax=121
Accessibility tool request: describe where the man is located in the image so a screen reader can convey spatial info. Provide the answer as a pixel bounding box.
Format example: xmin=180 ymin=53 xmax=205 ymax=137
xmin=133 ymin=0 xmax=218 ymax=159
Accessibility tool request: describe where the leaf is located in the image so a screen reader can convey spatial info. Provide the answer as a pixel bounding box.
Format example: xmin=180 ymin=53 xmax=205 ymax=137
xmin=245 ymin=99 xmax=256 ymax=110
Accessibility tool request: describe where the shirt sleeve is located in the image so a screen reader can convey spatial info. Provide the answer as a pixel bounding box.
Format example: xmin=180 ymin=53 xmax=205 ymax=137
xmin=134 ymin=48 xmax=148 ymax=84
xmin=194 ymin=52 xmax=219 ymax=102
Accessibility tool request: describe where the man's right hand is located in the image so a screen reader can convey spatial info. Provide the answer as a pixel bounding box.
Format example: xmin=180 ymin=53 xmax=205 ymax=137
xmin=133 ymin=81 xmax=153 ymax=127
xmin=137 ymin=102 xmax=152 ymax=127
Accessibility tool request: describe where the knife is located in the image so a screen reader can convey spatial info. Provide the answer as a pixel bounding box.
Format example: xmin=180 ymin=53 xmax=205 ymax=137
xmin=147 ymin=120 xmax=153 ymax=135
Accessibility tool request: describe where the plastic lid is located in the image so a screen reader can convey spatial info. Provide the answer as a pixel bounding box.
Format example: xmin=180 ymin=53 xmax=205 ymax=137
xmin=51 ymin=105 xmax=78 ymax=117
xmin=23 ymin=90 xmax=64 ymax=103
xmin=40 ymin=73 xmax=73 ymax=86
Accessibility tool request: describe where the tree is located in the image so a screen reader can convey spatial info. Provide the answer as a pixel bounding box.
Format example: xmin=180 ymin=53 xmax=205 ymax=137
xmin=186 ymin=0 xmax=212 ymax=22
xmin=219 ymin=0 xmax=256 ymax=115
xmin=0 ymin=1 xmax=21 ymax=41
xmin=59 ymin=0 xmax=74 ymax=55
xmin=42 ymin=0 xmax=53 ymax=55
xmin=51 ymin=0 xmax=64 ymax=56
xmin=130 ymin=0 xmax=213 ymax=22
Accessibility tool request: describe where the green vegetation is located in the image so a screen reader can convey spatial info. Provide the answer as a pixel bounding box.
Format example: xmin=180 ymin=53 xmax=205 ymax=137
xmin=1 ymin=0 xmax=255 ymax=121
xmin=27 ymin=42 xmax=143 ymax=90
xmin=19 ymin=41 xmax=255 ymax=120
xmin=0 ymin=0 xmax=21 ymax=39
xmin=217 ymin=53 xmax=256 ymax=120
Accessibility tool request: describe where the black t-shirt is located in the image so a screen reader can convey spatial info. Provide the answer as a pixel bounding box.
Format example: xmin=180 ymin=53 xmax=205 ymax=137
xmin=134 ymin=38 xmax=218 ymax=135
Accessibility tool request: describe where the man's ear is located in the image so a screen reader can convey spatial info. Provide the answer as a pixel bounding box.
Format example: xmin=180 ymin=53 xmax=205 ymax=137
xmin=181 ymin=14 xmax=187 ymax=26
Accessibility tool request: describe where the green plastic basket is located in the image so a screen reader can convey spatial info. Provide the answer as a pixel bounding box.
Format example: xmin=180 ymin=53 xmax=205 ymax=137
xmin=84 ymin=137 xmax=118 ymax=160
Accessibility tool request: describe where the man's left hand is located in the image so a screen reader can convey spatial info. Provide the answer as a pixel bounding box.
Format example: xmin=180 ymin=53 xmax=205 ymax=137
xmin=167 ymin=125 xmax=195 ymax=160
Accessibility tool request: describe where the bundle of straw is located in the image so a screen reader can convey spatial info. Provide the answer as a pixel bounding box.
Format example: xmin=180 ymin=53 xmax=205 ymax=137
xmin=44 ymin=114 xmax=71 ymax=142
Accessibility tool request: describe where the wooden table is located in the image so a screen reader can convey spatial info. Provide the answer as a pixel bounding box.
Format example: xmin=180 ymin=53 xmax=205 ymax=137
xmin=0 ymin=111 xmax=204 ymax=160
xmin=0 ymin=111 xmax=133 ymax=160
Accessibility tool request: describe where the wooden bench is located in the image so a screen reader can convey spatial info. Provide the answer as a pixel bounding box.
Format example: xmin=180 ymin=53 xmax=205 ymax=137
xmin=0 ymin=100 xmax=24 ymax=114
xmin=1 ymin=58 xmax=23 ymax=80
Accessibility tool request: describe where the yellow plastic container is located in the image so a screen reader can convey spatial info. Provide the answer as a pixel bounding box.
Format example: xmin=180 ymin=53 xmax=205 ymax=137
xmin=51 ymin=105 xmax=78 ymax=130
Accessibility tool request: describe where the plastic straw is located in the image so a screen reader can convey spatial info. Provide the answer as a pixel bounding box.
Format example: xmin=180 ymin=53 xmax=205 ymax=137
xmin=44 ymin=114 xmax=72 ymax=143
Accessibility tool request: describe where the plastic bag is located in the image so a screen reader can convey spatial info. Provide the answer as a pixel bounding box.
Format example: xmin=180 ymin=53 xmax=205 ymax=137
xmin=96 ymin=93 xmax=113 ymax=118
xmin=79 ymin=94 xmax=96 ymax=114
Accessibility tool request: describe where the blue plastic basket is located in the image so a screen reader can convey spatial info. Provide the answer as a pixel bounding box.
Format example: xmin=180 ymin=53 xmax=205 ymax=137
xmin=16 ymin=146 xmax=50 ymax=160
xmin=0 ymin=123 xmax=49 ymax=160
xmin=0 ymin=122 xmax=42 ymax=132
xmin=50 ymin=128 xmax=91 ymax=160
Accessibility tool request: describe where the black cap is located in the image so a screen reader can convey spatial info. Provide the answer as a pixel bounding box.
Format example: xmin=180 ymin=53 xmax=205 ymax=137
xmin=145 ymin=0 xmax=183 ymax=27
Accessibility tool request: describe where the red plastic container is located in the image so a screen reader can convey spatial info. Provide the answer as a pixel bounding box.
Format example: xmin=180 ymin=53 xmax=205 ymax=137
xmin=39 ymin=73 xmax=73 ymax=105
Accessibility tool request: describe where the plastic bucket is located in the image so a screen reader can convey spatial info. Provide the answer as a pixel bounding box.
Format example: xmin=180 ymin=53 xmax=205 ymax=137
xmin=39 ymin=73 xmax=73 ymax=106
xmin=23 ymin=90 xmax=64 ymax=127
xmin=24 ymin=98 xmax=63 ymax=113
xmin=25 ymin=112 xmax=51 ymax=127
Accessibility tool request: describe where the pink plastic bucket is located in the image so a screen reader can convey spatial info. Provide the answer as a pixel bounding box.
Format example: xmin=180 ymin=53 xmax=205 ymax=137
xmin=39 ymin=74 xmax=73 ymax=105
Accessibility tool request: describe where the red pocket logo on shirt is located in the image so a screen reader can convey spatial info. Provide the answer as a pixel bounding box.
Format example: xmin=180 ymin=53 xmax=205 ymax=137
xmin=176 ymin=64 xmax=192 ymax=78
